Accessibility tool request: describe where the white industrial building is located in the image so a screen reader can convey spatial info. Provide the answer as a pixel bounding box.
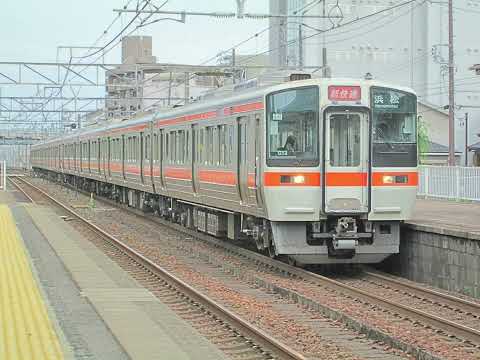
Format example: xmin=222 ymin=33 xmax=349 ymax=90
xmin=269 ymin=0 xmax=480 ymax=165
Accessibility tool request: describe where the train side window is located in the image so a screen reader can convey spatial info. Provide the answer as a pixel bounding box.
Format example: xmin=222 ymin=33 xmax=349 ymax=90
xmin=130 ymin=137 xmax=133 ymax=162
xmin=171 ymin=131 xmax=175 ymax=164
xmin=178 ymin=130 xmax=185 ymax=164
xmin=134 ymin=136 xmax=138 ymax=162
xmin=130 ymin=136 xmax=133 ymax=162
xmin=199 ymin=128 xmax=204 ymax=163
xmin=153 ymin=134 xmax=158 ymax=162
xmin=218 ymin=125 xmax=225 ymax=166
xmin=125 ymin=138 xmax=128 ymax=162
xmin=136 ymin=136 xmax=139 ymax=162
xmin=165 ymin=133 xmax=169 ymax=161
xmin=185 ymin=131 xmax=190 ymax=163
xmin=213 ymin=126 xmax=218 ymax=166
xmin=145 ymin=135 xmax=150 ymax=161
xmin=229 ymin=125 xmax=234 ymax=165
xmin=205 ymin=127 xmax=213 ymax=165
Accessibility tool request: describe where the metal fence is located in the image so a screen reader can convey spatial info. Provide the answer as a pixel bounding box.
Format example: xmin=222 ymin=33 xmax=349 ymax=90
xmin=417 ymin=165 xmax=480 ymax=201
xmin=0 ymin=161 xmax=6 ymax=191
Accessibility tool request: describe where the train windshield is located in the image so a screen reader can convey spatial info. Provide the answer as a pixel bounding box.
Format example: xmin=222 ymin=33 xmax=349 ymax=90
xmin=371 ymin=87 xmax=417 ymax=167
xmin=372 ymin=88 xmax=416 ymax=144
xmin=266 ymin=86 xmax=319 ymax=167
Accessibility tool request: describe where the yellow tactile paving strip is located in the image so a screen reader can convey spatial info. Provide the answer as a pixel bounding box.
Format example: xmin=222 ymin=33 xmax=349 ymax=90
xmin=0 ymin=205 xmax=64 ymax=360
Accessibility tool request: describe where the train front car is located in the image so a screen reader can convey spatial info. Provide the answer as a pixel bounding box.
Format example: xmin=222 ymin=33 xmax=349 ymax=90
xmin=261 ymin=79 xmax=417 ymax=265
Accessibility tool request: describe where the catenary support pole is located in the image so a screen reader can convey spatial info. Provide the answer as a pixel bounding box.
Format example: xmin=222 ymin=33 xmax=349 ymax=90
xmin=464 ymin=112 xmax=468 ymax=167
xmin=448 ymin=0 xmax=455 ymax=165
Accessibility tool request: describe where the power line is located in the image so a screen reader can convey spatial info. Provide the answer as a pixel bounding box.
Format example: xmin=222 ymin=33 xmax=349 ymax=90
xmin=17 ymin=0 xmax=169 ymax=128
xmin=144 ymin=0 xmax=422 ymax=111
xmin=141 ymin=26 xmax=274 ymax=109
xmin=76 ymin=0 xmax=155 ymax=60
xmin=236 ymin=0 xmax=422 ymax=67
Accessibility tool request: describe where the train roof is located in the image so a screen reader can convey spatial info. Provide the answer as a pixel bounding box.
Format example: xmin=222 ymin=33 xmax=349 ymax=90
xmin=32 ymin=76 xmax=415 ymax=149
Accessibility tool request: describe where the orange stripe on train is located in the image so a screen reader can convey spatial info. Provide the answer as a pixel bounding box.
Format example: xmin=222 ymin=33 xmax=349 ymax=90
xmin=325 ymin=172 xmax=368 ymax=187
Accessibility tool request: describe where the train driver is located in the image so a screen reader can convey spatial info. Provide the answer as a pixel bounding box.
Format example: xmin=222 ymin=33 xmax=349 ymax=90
xmin=284 ymin=135 xmax=296 ymax=152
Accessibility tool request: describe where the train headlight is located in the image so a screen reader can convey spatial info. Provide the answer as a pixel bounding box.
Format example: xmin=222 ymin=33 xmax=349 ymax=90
xmin=292 ymin=175 xmax=305 ymax=184
xmin=382 ymin=175 xmax=395 ymax=184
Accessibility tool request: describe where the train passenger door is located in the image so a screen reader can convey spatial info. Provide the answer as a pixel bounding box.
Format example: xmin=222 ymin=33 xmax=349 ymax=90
xmin=103 ymin=138 xmax=108 ymax=179
xmin=159 ymin=129 xmax=165 ymax=189
xmin=324 ymin=111 xmax=369 ymax=213
xmin=246 ymin=115 xmax=261 ymax=207
xmin=191 ymin=125 xmax=199 ymax=195
xmin=140 ymin=132 xmax=145 ymax=184
xmin=237 ymin=116 xmax=249 ymax=205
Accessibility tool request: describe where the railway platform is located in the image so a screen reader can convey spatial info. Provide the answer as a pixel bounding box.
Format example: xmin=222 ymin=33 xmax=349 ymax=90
xmin=390 ymin=198 xmax=480 ymax=299
xmin=409 ymin=198 xmax=480 ymax=239
xmin=0 ymin=186 xmax=228 ymax=360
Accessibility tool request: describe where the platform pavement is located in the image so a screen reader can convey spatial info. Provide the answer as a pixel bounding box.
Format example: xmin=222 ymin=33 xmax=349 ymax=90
xmin=0 ymin=185 xmax=228 ymax=360
xmin=408 ymin=198 xmax=480 ymax=240
xmin=0 ymin=204 xmax=66 ymax=360
xmin=26 ymin=204 xmax=228 ymax=360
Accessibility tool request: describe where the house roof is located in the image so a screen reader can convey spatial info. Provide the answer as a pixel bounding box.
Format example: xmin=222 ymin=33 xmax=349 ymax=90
xmin=470 ymin=64 xmax=480 ymax=74
xmin=425 ymin=141 xmax=461 ymax=155
xmin=468 ymin=141 xmax=480 ymax=151
xmin=418 ymin=100 xmax=448 ymax=116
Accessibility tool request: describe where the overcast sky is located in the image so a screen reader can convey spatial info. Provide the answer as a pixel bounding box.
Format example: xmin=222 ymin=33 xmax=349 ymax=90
xmin=0 ymin=0 xmax=270 ymax=64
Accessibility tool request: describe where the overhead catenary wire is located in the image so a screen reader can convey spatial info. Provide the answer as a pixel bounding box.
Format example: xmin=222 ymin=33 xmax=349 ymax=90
xmin=235 ymin=0 xmax=423 ymax=67
xmin=75 ymin=0 xmax=155 ymax=60
xmin=145 ymin=0 xmax=424 ymax=111
xmin=22 ymin=0 xmax=169 ymax=127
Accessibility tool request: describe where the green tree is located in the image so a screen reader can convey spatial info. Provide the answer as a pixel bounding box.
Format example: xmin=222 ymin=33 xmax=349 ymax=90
xmin=417 ymin=115 xmax=430 ymax=164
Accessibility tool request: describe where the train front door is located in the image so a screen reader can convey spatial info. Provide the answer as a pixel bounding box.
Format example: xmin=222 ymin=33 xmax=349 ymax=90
xmin=324 ymin=111 xmax=369 ymax=213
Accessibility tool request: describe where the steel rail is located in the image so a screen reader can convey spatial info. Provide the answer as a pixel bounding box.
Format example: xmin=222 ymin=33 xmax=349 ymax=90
xmin=8 ymin=177 xmax=36 ymax=204
xmin=13 ymin=176 xmax=306 ymax=360
xmin=18 ymin=175 xmax=480 ymax=345
xmin=299 ymin=271 xmax=480 ymax=345
xmin=363 ymin=269 xmax=480 ymax=315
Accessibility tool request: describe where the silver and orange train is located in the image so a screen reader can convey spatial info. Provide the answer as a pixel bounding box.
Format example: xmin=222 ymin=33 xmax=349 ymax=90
xmin=32 ymin=73 xmax=418 ymax=265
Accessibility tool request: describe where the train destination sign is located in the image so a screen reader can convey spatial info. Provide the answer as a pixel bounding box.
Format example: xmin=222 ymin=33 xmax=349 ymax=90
xmin=371 ymin=88 xmax=416 ymax=113
xmin=328 ymin=85 xmax=361 ymax=101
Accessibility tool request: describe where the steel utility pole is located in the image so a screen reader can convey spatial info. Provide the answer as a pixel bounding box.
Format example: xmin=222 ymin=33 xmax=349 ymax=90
xmin=298 ymin=24 xmax=303 ymax=70
xmin=448 ymin=0 xmax=455 ymax=165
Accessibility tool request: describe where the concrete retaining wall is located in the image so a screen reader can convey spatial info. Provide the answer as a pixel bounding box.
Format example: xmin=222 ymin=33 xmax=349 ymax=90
xmin=384 ymin=223 xmax=480 ymax=299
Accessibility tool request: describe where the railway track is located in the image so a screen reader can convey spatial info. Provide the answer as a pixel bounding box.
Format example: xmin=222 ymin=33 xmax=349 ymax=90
xmin=15 ymin=175 xmax=480 ymax=358
xmin=10 ymin=176 xmax=306 ymax=360
xmin=359 ymin=270 xmax=480 ymax=318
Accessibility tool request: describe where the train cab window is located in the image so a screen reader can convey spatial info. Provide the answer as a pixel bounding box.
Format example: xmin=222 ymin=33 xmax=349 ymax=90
xmin=266 ymin=86 xmax=319 ymax=167
xmin=371 ymin=87 xmax=417 ymax=167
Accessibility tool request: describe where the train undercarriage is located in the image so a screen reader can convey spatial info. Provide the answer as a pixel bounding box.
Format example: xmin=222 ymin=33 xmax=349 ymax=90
xmin=33 ymin=169 xmax=400 ymax=266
